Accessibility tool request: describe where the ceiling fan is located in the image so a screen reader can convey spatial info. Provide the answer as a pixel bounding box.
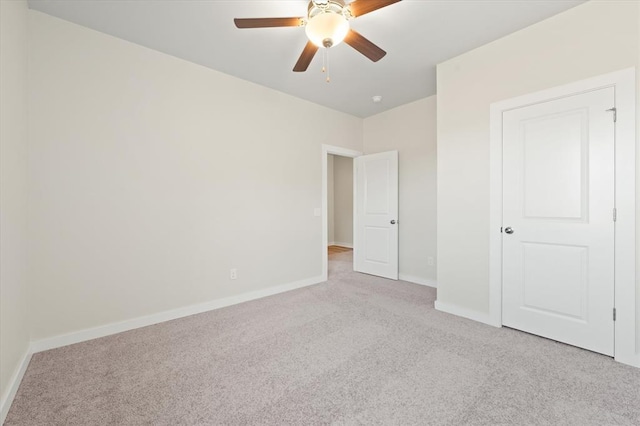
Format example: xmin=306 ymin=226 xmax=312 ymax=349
xmin=234 ymin=0 xmax=401 ymax=72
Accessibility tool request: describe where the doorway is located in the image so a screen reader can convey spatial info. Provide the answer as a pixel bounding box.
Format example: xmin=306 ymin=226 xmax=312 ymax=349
xmin=489 ymin=68 xmax=637 ymax=366
xmin=321 ymin=145 xmax=399 ymax=282
xmin=322 ymin=145 xmax=361 ymax=282
xmin=327 ymin=154 xmax=354 ymax=278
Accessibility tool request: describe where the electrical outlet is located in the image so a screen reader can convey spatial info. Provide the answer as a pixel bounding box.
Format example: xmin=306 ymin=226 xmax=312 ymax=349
xmin=428 ymin=257 xmax=435 ymax=266
xmin=230 ymin=268 xmax=237 ymax=280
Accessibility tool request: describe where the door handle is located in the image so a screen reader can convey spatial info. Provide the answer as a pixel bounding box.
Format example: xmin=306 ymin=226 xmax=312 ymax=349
xmin=390 ymin=220 xmax=396 ymax=225
xmin=504 ymin=227 xmax=514 ymax=234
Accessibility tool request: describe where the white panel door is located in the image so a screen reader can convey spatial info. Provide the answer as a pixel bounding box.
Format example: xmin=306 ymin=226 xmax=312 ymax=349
xmin=354 ymin=151 xmax=398 ymax=280
xmin=502 ymin=87 xmax=615 ymax=356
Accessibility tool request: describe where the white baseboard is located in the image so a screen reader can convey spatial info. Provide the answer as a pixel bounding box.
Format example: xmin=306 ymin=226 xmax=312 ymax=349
xmin=434 ymin=300 xmax=501 ymax=327
xmin=1 ymin=348 xmax=32 ymax=424
xmin=333 ymin=242 xmax=353 ymax=249
xmin=399 ymin=274 xmax=437 ymax=288
xmin=31 ymin=275 xmax=324 ymax=354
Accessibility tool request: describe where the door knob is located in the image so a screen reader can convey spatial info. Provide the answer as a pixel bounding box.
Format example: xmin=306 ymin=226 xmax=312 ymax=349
xmin=504 ymin=227 xmax=514 ymax=234
xmin=390 ymin=220 xmax=396 ymax=225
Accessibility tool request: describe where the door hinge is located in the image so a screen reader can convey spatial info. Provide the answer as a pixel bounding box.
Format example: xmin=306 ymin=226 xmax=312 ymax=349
xmin=613 ymin=208 xmax=617 ymax=222
xmin=613 ymin=308 xmax=617 ymax=321
xmin=606 ymin=107 xmax=617 ymax=122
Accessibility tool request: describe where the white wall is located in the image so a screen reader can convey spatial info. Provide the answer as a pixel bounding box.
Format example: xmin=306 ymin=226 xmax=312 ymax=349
xmin=363 ymin=96 xmax=437 ymax=285
xmin=0 ymin=0 xmax=31 ymax=414
xmin=332 ymin=156 xmax=353 ymax=247
xmin=437 ymin=1 xmax=639 ymax=320
xmin=28 ymin=11 xmax=362 ymax=341
xmin=327 ymin=155 xmax=335 ymax=244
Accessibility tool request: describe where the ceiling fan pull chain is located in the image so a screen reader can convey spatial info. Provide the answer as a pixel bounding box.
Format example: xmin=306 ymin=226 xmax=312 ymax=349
xmin=322 ymin=48 xmax=326 ymax=73
xmin=325 ymin=49 xmax=331 ymax=83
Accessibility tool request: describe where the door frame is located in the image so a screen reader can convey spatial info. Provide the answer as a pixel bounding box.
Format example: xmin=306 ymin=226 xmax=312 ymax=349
xmin=321 ymin=144 xmax=362 ymax=282
xmin=488 ymin=68 xmax=637 ymax=367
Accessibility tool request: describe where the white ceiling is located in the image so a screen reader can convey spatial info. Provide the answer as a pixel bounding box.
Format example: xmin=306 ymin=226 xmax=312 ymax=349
xmin=28 ymin=0 xmax=586 ymax=117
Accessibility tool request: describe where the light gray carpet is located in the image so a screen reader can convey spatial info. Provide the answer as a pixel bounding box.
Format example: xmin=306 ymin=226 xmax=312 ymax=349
xmin=6 ymin=251 xmax=640 ymax=425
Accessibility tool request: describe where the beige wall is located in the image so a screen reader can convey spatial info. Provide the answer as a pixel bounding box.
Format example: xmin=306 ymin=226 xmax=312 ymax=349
xmin=333 ymin=156 xmax=353 ymax=247
xmin=328 ymin=155 xmax=335 ymax=244
xmin=437 ymin=1 xmax=639 ymax=318
xmin=28 ymin=11 xmax=362 ymax=341
xmin=363 ymin=96 xmax=437 ymax=285
xmin=0 ymin=0 xmax=31 ymax=410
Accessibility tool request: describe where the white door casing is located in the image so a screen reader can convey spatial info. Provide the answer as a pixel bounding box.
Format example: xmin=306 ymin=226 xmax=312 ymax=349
xmin=354 ymin=151 xmax=399 ymax=280
xmin=502 ymin=88 xmax=615 ymax=356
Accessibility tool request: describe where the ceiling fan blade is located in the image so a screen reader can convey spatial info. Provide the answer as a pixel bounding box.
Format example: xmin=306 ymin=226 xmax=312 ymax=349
xmin=348 ymin=0 xmax=401 ymax=18
xmin=234 ymin=17 xmax=304 ymax=29
xmin=344 ymin=29 xmax=386 ymax=62
xmin=293 ymin=41 xmax=319 ymax=72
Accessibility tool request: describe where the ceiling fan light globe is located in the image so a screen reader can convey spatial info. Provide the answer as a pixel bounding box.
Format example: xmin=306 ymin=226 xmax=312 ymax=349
xmin=305 ymin=13 xmax=349 ymax=48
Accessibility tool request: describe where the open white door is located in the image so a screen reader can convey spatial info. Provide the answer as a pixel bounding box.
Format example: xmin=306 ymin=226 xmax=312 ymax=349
xmin=354 ymin=151 xmax=398 ymax=280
